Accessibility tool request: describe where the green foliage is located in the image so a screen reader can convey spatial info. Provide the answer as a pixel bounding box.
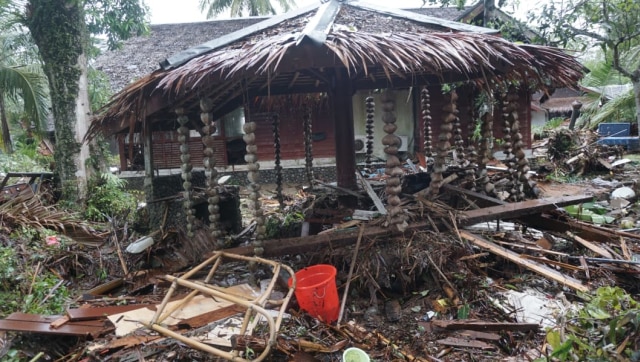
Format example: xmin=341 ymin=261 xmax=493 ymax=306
xmin=538 ymin=287 xmax=640 ymax=361
xmin=85 ymin=173 xmax=138 ymax=222
xmin=21 ymin=272 xmax=69 ymax=315
xmin=199 ymin=0 xmax=297 ymax=18
xmin=0 ymin=137 xmax=51 ymax=173
xmin=265 ymin=210 xmax=304 ymax=239
xmin=85 ymin=0 xmax=150 ymax=50
xmin=0 ymin=246 xmax=16 ymax=287
xmin=546 ymin=117 xmax=565 ymax=130
xmin=580 ymin=57 xmax=636 ymax=127
xmin=0 ymin=242 xmax=69 ymax=317
xmin=529 ymin=0 xmax=640 ymax=126
xmin=88 ymin=67 xmax=112 ymax=112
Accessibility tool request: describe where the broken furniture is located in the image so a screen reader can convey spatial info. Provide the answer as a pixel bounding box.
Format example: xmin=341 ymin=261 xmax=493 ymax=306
xmin=597 ymin=123 xmax=639 ymax=151
xmin=145 ymin=252 xmax=295 ymax=361
xmin=0 ymin=172 xmax=53 ymax=204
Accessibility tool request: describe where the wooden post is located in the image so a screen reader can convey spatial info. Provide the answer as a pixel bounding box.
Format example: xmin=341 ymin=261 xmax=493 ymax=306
xmin=331 ymin=68 xmax=357 ymax=190
xmin=142 ymin=119 xmax=159 ymax=229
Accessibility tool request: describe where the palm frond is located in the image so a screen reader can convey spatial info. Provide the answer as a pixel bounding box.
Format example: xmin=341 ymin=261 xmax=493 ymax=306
xmin=0 ymin=64 xmax=50 ymax=132
xmin=587 ymin=88 xmax=635 ymax=126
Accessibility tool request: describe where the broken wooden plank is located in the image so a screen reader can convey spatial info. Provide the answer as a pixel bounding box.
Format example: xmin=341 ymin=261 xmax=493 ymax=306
xmin=442 ymin=184 xmax=506 ymax=208
xmin=432 ymin=319 xmax=539 ymax=332
xmin=524 ymin=215 xmax=617 ymax=243
xmin=0 ymin=313 xmax=110 ymax=337
xmin=439 ymin=186 xmax=620 ymax=243
xmin=436 ymin=337 xmax=496 ymax=350
xmin=459 ymin=195 xmax=593 ymax=226
xmin=49 ymin=315 xmax=70 ymax=329
xmin=171 ymin=304 xmax=246 ymax=330
xmin=457 ymin=330 xmax=502 ymax=341
xmin=66 ymin=304 xmax=155 ymax=321
xmin=459 ymin=230 xmax=589 ymax=293
xmin=356 ymin=172 xmax=387 ymax=215
xmin=313 ymin=179 xmax=363 ymax=198
xmin=566 ymin=232 xmax=614 ymax=259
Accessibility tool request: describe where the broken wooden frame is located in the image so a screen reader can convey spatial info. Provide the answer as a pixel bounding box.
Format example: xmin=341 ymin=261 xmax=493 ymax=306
xmin=145 ymin=252 xmax=295 ymax=361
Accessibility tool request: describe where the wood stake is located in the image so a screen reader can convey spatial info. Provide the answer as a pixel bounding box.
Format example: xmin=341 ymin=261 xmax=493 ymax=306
xmin=356 ymin=172 xmax=387 ymax=215
xmin=337 ymin=225 xmax=365 ymax=326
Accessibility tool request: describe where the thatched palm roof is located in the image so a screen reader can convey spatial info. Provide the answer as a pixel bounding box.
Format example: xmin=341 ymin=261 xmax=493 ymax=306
xmin=89 ymin=0 xmax=584 ymax=138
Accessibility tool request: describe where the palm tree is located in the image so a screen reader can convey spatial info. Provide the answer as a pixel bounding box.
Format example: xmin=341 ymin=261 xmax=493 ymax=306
xmin=581 ymin=50 xmax=638 ymax=128
xmin=199 ymin=0 xmax=296 ymax=18
xmin=0 ymin=2 xmax=49 ymax=154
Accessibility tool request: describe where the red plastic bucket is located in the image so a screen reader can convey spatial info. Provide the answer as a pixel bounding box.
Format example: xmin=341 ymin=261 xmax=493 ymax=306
xmin=288 ymin=264 xmax=339 ymax=323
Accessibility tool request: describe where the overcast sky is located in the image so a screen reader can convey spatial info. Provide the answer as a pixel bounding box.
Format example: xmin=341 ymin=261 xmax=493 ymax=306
xmin=147 ymin=0 xmax=533 ymax=25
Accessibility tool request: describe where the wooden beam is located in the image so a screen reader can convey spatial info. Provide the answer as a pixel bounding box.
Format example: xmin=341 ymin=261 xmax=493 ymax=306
xmin=459 ymin=230 xmax=589 ymax=293
xmin=223 ymin=195 xmax=593 ymax=258
xmin=458 ymin=195 xmax=593 ymax=226
xmin=440 ymin=186 xmax=620 ymax=243
xmin=356 ymin=172 xmax=387 ymax=215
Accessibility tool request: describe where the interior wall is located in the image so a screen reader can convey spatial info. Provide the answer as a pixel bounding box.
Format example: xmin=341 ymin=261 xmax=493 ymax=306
xmin=352 ymin=89 xmax=415 ymax=161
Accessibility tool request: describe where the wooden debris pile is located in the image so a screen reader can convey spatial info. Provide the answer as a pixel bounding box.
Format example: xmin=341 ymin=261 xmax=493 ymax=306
xmin=533 ymin=128 xmax=627 ymax=176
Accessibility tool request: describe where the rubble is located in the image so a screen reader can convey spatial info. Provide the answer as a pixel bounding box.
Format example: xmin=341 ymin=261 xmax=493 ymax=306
xmin=2 ymin=134 xmax=640 ymax=361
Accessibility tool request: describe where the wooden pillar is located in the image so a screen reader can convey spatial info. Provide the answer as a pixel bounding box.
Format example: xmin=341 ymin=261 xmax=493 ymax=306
xmin=118 ymin=134 xmax=127 ymax=171
xmin=331 ymin=68 xmax=356 ymax=190
xmin=143 ymin=119 xmax=159 ymax=229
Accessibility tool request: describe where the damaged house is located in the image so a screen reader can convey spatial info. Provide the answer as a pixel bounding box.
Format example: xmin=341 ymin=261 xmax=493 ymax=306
xmin=89 ymin=0 xmax=584 ymax=253
xmin=95 ymin=2 xmax=538 ymax=174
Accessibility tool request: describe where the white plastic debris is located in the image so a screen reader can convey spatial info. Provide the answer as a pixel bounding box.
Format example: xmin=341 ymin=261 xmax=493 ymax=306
xmin=126 ymin=236 xmax=154 ymax=254
xmin=611 ymin=186 xmax=636 ymax=200
xmin=500 ymin=289 xmax=578 ymax=328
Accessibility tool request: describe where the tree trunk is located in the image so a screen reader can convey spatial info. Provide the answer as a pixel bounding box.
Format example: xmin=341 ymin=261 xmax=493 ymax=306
xmin=26 ymin=0 xmax=90 ymax=202
xmin=634 ymin=80 xmax=640 ymax=134
xmin=484 ymin=0 xmax=496 ymax=26
xmin=0 ymin=95 xmax=13 ymax=154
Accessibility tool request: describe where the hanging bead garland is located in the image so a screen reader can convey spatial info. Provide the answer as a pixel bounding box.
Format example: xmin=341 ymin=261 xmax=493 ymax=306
xmin=303 ymin=106 xmax=314 ymax=190
xmin=428 ymin=90 xmax=457 ymax=197
xmin=466 ymin=92 xmax=478 ymax=191
xmin=502 ymin=88 xmax=521 ymax=201
xmin=421 ymin=87 xmax=433 ymax=168
xmin=176 ymin=108 xmax=196 ymax=238
xmin=454 ymin=113 xmax=466 ymax=166
xmin=365 ymin=96 xmax=375 ymax=170
xmin=476 ymin=112 xmax=495 ymax=195
xmin=200 ymin=99 xmax=223 ymax=248
xmin=272 ymin=112 xmax=284 ymax=209
xmin=243 ymin=121 xmax=265 ymax=255
xmin=380 ymin=90 xmax=407 ymax=232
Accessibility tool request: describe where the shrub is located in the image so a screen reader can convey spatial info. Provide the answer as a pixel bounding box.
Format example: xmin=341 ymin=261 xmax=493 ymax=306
xmin=85 ymin=173 xmax=138 ymax=222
